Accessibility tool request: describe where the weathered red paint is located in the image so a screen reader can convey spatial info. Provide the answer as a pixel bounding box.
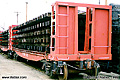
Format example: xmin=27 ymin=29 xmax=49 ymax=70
xmin=9 ymin=25 xmax=17 ymax=50
xmin=1 ymin=47 xmax=8 ymax=51
xmin=13 ymin=48 xmax=46 ymax=61
xmin=49 ymin=1 xmax=112 ymax=61
xmin=1 ymin=2 xmax=112 ymax=62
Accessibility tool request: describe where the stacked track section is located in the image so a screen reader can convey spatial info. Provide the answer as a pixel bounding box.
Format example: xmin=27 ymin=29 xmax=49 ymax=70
xmin=12 ymin=12 xmax=51 ymax=53
xmin=0 ymin=31 xmax=2 ymax=46
xmin=1 ymin=30 xmax=8 ymax=47
xmin=99 ymin=4 xmax=120 ymax=74
xmin=110 ymin=4 xmax=120 ymax=73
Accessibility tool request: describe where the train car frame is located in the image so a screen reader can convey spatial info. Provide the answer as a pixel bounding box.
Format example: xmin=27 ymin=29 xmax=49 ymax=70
xmin=0 ymin=1 xmax=112 ymax=80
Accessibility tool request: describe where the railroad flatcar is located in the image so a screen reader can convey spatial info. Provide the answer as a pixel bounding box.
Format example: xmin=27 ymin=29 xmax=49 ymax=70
xmin=0 ymin=1 xmax=112 ymax=80
xmin=0 ymin=30 xmax=9 ymax=53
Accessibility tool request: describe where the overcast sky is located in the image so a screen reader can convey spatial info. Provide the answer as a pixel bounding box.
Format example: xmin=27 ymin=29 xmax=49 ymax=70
xmin=0 ymin=0 xmax=120 ymax=31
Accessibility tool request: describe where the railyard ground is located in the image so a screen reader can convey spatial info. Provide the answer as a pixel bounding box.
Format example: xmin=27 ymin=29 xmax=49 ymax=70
xmin=0 ymin=53 xmax=119 ymax=80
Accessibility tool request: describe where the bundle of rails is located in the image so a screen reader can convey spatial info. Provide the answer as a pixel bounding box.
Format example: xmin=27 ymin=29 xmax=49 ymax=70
xmin=12 ymin=12 xmax=51 ymax=53
xmin=0 ymin=1 xmax=113 ymax=80
xmin=0 ymin=30 xmax=9 ymax=52
xmin=98 ymin=4 xmax=120 ymax=74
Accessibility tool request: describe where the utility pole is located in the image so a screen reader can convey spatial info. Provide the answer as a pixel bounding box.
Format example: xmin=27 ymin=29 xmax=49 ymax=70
xmin=14 ymin=12 xmax=21 ymax=25
xmin=99 ymin=0 xmax=100 ymax=5
xmin=105 ymin=0 xmax=107 ymax=5
xmin=0 ymin=27 xmax=5 ymax=31
xmin=26 ymin=2 xmax=28 ymax=21
xmin=1 ymin=27 xmax=5 ymax=30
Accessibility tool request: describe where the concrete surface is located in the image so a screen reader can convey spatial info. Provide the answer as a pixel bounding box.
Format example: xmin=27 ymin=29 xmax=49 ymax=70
xmin=0 ymin=53 xmax=119 ymax=80
xmin=0 ymin=54 xmax=53 ymax=80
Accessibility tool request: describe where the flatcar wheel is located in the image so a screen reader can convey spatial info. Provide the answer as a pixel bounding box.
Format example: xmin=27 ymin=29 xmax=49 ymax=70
xmin=90 ymin=66 xmax=99 ymax=76
xmin=58 ymin=65 xmax=68 ymax=80
xmin=45 ymin=69 xmax=50 ymax=76
xmin=13 ymin=53 xmax=19 ymax=60
xmin=95 ymin=66 xmax=99 ymax=76
xmin=0 ymin=49 xmax=1 ymax=53
xmin=45 ymin=63 xmax=51 ymax=76
xmin=7 ymin=51 xmax=12 ymax=59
